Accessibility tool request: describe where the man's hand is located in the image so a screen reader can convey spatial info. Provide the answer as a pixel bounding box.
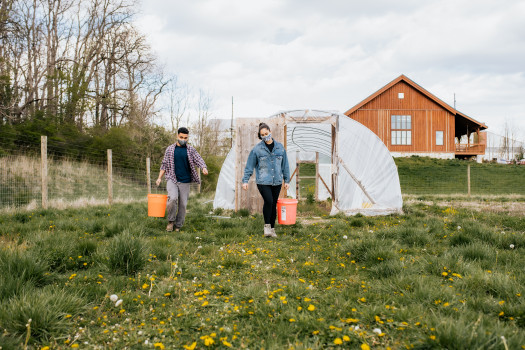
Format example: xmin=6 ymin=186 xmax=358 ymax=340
xmin=242 ymin=183 xmax=248 ymax=190
xmin=156 ymin=178 xmax=162 ymax=187
xmin=202 ymin=168 xmax=208 ymax=175
xmin=284 ymin=183 xmax=290 ymax=190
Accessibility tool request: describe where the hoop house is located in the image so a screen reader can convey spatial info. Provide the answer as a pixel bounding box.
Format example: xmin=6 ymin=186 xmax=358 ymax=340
xmin=213 ymin=110 xmax=402 ymax=216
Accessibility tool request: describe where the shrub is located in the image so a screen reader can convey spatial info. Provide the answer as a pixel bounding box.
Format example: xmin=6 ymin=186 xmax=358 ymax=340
xmin=106 ymin=231 xmax=147 ymax=275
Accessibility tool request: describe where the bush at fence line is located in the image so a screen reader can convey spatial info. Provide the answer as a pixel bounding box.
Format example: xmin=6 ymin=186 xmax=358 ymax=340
xmin=199 ymin=154 xmax=226 ymax=193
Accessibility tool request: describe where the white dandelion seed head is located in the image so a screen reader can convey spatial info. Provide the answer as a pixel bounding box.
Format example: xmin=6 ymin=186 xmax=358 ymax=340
xmin=144 ymin=340 xmax=149 ymax=345
xmin=510 ymin=244 xmax=515 ymax=249
xmin=373 ymin=328 xmax=382 ymax=334
xmin=308 ymin=285 xmax=314 ymax=290
xmin=115 ymin=299 xmax=123 ymax=307
xmin=343 ymin=235 xmax=348 ymax=239
xmin=138 ymin=331 xmax=143 ymax=335
xmin=369 ymin=230 xmax=373 ymax=233
xmin=457 ymin=226 xmax=461 ymax=230
xmin=198 ymin=245 xmax=202 ymax=249
xmin=109 ymin=294 xmax=118 ymax=302
xmin=195 ymin=236 xmax=200 ymax=240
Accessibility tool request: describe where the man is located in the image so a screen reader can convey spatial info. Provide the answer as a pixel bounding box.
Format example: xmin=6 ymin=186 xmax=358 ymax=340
xmin=156 ymin=127 xmax=208 ymax=232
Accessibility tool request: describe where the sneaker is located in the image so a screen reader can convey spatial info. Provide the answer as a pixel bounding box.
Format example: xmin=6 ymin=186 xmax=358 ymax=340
xmin=270 ymin=227 xmax=277 ymax=238
xmin=175 ymin=227 xmax=180 ymax=232
xmin=264 ymin=224 xmax=274 ymax=238
xmin=166 ymin=222 xmax=174 ymax=232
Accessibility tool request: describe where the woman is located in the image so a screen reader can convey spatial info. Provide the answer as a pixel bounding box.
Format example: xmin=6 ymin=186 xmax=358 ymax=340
xmin=242 ymin=123 xmax=290 ymax=237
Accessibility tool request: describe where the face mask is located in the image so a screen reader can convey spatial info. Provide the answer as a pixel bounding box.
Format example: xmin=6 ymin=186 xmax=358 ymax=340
xmin=262 ymin=133 xmax=272 ymax=142
xmin=178 ymin=139 xmax=187 ymax=146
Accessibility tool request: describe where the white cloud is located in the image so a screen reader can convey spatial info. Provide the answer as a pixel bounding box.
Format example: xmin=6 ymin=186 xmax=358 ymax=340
xmin=135 ymin=0 xmax=525 ymax=138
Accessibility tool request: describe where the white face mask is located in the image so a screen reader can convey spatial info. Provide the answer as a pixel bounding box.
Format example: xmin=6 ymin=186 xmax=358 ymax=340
xmin=262 ymin=133 xmax=272 ymax=142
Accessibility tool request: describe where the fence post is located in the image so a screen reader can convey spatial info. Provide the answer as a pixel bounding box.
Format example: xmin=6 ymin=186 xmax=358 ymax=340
xmin=296 ymin=150 xmax=300 ymax=200
xmin=146 ymin=157 xmax=151 ymax=194
xmin=467 ymin=163 xmax=471 ymax=197
xmin=107 ymin=149 xmax=113 ymax=205
xmin=41 ymin=136 xmax=48 ymax=209
xmin=315 ymin=151 xmax=319 ymax=201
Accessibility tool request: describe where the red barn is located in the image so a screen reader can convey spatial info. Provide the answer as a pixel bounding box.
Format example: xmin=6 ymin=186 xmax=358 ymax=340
xmin=345 ymin=75 xmax=488 ymax=159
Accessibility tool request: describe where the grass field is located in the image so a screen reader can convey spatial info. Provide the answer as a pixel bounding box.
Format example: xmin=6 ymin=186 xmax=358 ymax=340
xmin=1 ymin=195 xmax=525 ymax=349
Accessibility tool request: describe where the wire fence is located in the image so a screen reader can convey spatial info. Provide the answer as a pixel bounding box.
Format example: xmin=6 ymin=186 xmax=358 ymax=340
xmin=1 ymin=133 xmax=524 ymax=211
xmin=0 ymin=133 xmax=200 ymax=212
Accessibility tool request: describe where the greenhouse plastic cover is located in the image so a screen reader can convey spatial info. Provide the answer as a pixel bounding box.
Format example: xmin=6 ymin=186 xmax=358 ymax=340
xmin=213 ymin=110 xmax=403 ymax=216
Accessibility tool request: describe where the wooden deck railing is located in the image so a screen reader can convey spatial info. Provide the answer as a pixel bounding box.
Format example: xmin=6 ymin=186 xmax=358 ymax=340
xmin=455 ymin=143 xmax=486 ymax=155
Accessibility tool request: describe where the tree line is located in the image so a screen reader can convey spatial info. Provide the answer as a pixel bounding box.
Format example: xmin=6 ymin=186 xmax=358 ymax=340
xmin=0 ymin=0 xmax=231 ymax=192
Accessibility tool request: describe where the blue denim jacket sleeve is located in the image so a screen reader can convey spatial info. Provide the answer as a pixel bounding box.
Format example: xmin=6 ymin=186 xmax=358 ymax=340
xmin=282 ymin=150 xmax=290 ymax=183
xmin=242 ymin=148 xmax=257 ymax=183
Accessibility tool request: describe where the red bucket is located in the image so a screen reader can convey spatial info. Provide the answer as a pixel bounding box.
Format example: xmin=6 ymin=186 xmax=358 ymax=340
xmin=277 ymin=198 xmax=298 ymax=225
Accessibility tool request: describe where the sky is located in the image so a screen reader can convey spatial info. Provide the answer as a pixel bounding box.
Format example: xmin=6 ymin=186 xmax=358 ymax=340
xmin=135 ymin=0 xmax=525 ymax=138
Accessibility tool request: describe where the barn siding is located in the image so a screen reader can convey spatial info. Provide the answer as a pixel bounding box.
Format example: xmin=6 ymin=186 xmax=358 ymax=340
xmin=348 ymin=81 xmax=456 ymax=154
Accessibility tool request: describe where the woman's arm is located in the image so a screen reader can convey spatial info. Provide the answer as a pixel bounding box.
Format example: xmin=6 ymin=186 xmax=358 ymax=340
xmin=242 ymin=149 xmax=257 ymax=186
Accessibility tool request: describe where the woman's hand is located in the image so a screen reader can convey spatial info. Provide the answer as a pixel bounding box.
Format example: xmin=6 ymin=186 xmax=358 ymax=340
xmin=284 ymin=183 xmax=289 ymax=190
xmin=242 ymin=183 xmax=248 ymax=190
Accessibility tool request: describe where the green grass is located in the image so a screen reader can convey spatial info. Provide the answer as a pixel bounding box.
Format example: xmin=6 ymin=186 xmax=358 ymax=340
xmin=0 ymin=198 xmax=524 ymax=349
xmin=395 ymin=156 xmax=525 ymax=195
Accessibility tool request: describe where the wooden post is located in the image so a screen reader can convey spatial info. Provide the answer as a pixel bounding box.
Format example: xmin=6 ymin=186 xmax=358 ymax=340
xmin=296 ymin=150 xmax=300 ymax=200
xmin=41 ymin=136 xmax=48 ymax=209
xmin=146 ymin=157 xmax=151 ymax=194
xmin=315 ymin=151 xmax=319 ymax=201
xmin=107 ymin=149 xmax=113 ymax=205
xmin=467 ymin=163 xmax=471 ymax=197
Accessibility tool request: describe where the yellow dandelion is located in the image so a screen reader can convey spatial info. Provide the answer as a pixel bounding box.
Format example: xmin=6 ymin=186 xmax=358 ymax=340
xmin=289 ymin=318 xmax=296 ymax=322
xmin=154 ymin=343 xmax=165 ymax=349
xmin=359 ymin=297 xmax=366 ymax=302
xmin=343 ymin=335 xmax=350 ymax=341
xmin=222 ymin=340 xmax=232 ymax=347
xmin=142 ymin=283 xmax=149 ymax=289
xmin=334 ymin=338 xmax=343 ymax=345
xmin=361 ymin=344 xmax=370 ymax=350
xmin=430 ymin=335 xmax=436 ymax=340
xmin=202 ymin=301 xmax=209 ymax=306
xmin=308 ymin=304 xmax=316 ymax=311
xmin=204 ymin=337 xmax=215 ymax=346
xmin=71 ymin=344 xmax=79 ymax=348
xmin=183 ymin=343 xmax=197 ymax=350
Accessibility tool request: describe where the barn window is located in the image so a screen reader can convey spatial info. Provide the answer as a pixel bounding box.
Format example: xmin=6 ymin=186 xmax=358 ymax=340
xmin=391 ymin=115 xmax=412 ymax=145
xmin=436 ymin=131 xmax=444 ymax=145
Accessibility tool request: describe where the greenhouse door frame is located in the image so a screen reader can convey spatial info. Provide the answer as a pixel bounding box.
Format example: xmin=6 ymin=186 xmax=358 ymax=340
xmin=234 ymin=113 xmax=339 ymax=213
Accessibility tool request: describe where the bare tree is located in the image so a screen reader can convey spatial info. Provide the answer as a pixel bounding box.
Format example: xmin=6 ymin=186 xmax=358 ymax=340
xmin=167 ymin=75 xmax=190 ymax=132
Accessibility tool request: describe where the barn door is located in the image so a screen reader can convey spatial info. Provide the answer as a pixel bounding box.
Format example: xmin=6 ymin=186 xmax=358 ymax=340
xmin=234 ymin=116 xmax=285 ymax=212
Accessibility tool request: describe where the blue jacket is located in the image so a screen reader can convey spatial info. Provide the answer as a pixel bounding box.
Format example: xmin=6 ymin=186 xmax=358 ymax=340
xmin=242 ymin=141 xmax=290 ymax=186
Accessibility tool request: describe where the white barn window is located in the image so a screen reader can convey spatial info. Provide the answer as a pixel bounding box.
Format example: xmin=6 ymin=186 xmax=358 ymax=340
xmin=391 ymin=115 xmax=412 ymax=145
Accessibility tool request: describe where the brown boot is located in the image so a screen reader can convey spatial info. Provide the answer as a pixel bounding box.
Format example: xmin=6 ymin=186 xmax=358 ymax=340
xmin=166 ymin=222 xmax=174 ymax=232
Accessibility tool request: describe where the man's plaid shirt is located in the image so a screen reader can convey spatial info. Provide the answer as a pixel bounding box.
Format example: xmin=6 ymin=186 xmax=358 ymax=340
xmin=160 ymin=144 xmax=207 ymax=184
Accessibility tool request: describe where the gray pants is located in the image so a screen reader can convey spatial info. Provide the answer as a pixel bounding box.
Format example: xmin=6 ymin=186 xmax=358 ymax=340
xmin=166 ymin=180 xmax=191 ymax=228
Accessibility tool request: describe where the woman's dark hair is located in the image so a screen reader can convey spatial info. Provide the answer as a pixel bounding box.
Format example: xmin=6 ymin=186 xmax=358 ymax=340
xmin=178 ymin=127 xmax=189 ymax=135
xmin=258 ymin=122 xmax=270 ymax=139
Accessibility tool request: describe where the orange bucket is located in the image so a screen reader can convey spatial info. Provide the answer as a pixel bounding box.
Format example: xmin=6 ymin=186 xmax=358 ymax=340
xmin=148 ymin=194 xmax=168 ymax=217
xmin=277 ymin=198 xmax=298 ymax=225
